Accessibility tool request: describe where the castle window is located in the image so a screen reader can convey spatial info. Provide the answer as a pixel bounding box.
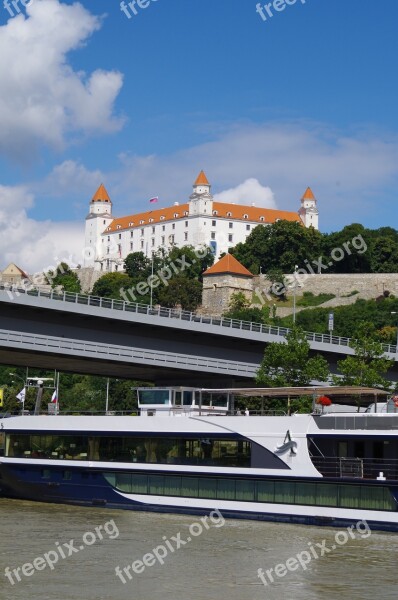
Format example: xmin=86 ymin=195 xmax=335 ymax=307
xmin=160 ymin=216 xmax=165 ymax=220
xmin=103 ymin=220 xmax=106 ymax=225
xmin=174 ymin=213 xmax=178 ymax=218
xmin=151 ymin=238 xmax=155 ymax=247
xmin=184 ymin=211 xmax=189 ymax=216
xmin=185 ymin=221 xmax=188 ymax=227
xmin=129 ymin=222 xmax=133 ymax=227
xmin=141 ymin=240 xmax=144 ymax=249
xmin=211 ymin=232 xmax=216 ymax=240
xmin=161 ymin=236 xmax=165 ymax=245
xmin=107 ymin=236 xmax=110 ymax=242
xmin=243 ymin=214 xmax=248 ymax=219
xmin=172 ymin=223 xmax=175 ymax=230
xmin=229 ymin=222 xmax=233 ymax=229
xmin=107 ymin=247 xmax=110 ymax=255
xmin=213 ymin=210 xmax=218 ymax=216
xmin=152 ymin=226 xmax=155 ymax=234
xmin=140 ymin=220 xmax=144 ymax=225
xmin=119 ymin=234 xmax=121 ymax=240
xmin=117 ymin=225 xmax=121 ymax=230
xmin=212 ymin=220 xmax=216 ymax=227
xmin=162 ymin=225 xmax=165 ymax=232
xmin=227 ymin=212 xmax=232 ymax=217
xmin=260 ymin=216 xmax=265 ymax=222
xmin=184 ymin=232 xmax=188 ymax=241
xmin=141 ymin=228 xmax=144 ymax=236
xmin=130 ymin=243 xmax=133 ymax=250
xmin=149 ymin=218 xmax=154 ymax=223
xmin=246 ymin=224 xmax=250 ymax=231
xmin=228 ymin=234 xmax=233 ymax=243
xmin=130 ymin=231 xmax=133 ymax=237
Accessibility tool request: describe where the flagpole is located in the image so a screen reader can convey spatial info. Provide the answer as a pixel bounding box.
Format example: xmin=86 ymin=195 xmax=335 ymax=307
xmin=150 ymin=252 xmax=154 ymax=309
xmin=56 ymin=371 xmax=60 ymax=416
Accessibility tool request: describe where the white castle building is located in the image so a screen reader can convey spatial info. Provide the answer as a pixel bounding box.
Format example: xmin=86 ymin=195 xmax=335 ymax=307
xmin=83 ymin=171 xmax=319 ymax=272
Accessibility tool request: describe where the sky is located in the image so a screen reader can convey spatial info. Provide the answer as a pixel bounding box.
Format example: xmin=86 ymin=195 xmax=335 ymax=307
xmin=1 ymin=0 xmax=398 ymax=272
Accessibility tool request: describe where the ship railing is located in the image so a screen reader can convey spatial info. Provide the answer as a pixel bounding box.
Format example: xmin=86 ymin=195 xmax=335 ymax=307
xmin=311 ymin=456 xmax=398 ymax=481
xmin=1 ymin=283 xmax=396 ymax=355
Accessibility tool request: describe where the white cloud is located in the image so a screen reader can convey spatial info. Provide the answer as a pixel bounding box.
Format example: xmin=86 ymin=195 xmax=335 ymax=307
xmin=0 ymin=184 xmax=82 ymax=273
xmin=213 ymin=178 xmax=276 ymax=208
xmin=112 ymin=122 xmax=398 ymax=229
xmin=0 ymin=0 xmax=124 ymax=161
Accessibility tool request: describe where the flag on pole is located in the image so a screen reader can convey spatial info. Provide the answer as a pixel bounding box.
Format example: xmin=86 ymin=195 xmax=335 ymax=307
xmin=0 ymin=389 xmax=3 ymax=408
xmin=16 ymin=388 xmax=26 ymax=403
xmin=51 ymin=390 xmax=57 ymax=404
xmin=149 ymin=197 xmax=159 ymax=204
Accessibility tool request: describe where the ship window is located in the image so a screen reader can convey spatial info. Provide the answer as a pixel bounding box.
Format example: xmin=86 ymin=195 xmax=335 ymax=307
xmin=63 ymin=471 xmax=72 ymax=481
xmin=339 ymin=485 xmax=361 ymax=509
xmin=316 ymin=483 xmax=338 ymax=507
xmin=257 ymin=480 xmax=275 ymax=503
xmin=130 ymin=473 xmax=148 ymax=494
xmin=198 ymin=478 xmax=217 ymax=499
xmin=236 ymin=479 xmax=255 ymax=501
xmin=41 ymin=469 xmax=51 ymax=479
xmin=181 ymin=477 xmax=199 ymax=497
xmin=149 ymin=475 xmax=165 ymax=495
xmin=163 ymin=476 xmax=181 ymax=496
xmin=274 ymin=481 xmax=295 ymax=504
xmin=295 ymin=482 xmax=317 ymax=505
xmin=217 ymin=478 xmax=236 ymax=500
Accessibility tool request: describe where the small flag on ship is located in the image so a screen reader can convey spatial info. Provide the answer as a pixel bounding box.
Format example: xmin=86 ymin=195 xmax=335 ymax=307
xmin=16 ymin=388 xmax=25 ymax=403
xmin=51 ymin=390 xmax=57 ymax=404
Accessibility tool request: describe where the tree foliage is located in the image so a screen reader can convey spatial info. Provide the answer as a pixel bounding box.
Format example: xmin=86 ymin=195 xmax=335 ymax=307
xmin=333 ymin=322 xmax=394 ymax=390
xmin=256 ymin=326 xmax=330 ymax=387
xmin=48 ymin=262 xmax=81 ymax=293
xmin=230 ymin=220 xmax=398 ymax=275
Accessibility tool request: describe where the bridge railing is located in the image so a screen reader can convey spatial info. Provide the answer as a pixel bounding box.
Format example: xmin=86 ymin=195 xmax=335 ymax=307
xmin=1 ymin=283 xmax=397 ymax=355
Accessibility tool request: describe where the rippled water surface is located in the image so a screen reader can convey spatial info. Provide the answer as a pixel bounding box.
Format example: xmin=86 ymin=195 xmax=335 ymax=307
xmin=0 ymin=499 xmax=397 ymax=600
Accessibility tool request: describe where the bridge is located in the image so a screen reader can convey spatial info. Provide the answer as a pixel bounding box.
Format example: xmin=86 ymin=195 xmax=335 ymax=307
xmin=0 ymin=285 xmax=397 ymax=386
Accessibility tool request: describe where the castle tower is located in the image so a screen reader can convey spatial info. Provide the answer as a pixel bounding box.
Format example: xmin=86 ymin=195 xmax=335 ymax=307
xmin=188 ymin=170 xmax=213 ymax=216
xmin=299 ymin=187 xmax=319 ymax=229
xmin=84 ymin=184 xmax=113 ymax=268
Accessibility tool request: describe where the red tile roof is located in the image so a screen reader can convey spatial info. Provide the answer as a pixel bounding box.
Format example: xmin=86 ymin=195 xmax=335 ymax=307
xmin=302 ymin=187 xmax=316 ymax=201
xmin=194 ymin=170 xmax=210 ymax=186
xmin=105 ymin=202 xmax=300 ymax=233
xmin=203 ymin=254 xmax=254 ymax=277
xmin=92 ymin=184 xmax=111 ymax=203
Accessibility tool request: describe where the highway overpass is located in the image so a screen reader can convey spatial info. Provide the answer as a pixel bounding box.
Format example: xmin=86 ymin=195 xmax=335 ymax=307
xmin=0 ymin=285 xmax=397 ymax=386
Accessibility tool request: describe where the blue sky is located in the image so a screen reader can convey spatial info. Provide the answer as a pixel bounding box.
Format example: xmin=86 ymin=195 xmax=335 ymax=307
xmin=0 ymin=0 xmax=398 ymax=270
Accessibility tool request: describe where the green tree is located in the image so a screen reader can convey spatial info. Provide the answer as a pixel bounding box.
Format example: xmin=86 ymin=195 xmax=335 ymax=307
xmin=223 ymin=292 xmax=270 ymax=323
xmin=47 ymin=262 xmax=81 ymax=293
xmin=157 ymin=275 xmax=202 ymax=311
xmin=256 ymin=326 xmax=330 ymax=388
xmin=333 ymin=322 xmax=394 ymax=391
xmin=124 ymin=252 xmax=151 ymax=280
xmin=92 ymin=272 xmax=132 ymax=300
xmin=231 ymin=220 xmax=323 ymax=274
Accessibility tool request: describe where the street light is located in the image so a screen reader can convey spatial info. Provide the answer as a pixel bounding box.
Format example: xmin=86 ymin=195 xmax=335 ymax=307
xmin=293 ymin=265 xmax=299 ymax=324
xmin=391 ymin=312 xmax=398 ymax=354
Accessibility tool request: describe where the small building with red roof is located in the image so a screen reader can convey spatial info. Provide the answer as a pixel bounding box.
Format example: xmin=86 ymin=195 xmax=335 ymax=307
xmin=202 ymin=254 xmax=254 ymax=314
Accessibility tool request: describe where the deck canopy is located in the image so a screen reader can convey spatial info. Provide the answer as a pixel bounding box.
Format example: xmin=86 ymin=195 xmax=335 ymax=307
xmin=202 ymin=386 xmax=389 ymax=407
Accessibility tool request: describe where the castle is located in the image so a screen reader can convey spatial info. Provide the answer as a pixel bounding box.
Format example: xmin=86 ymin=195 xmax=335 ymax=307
xmin=83 ymin=171 xmax=319 ymax=272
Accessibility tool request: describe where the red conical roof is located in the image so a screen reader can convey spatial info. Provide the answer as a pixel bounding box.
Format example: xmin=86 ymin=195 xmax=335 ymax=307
xmin=92 ymin=183 xmax=111 ymax=203
xmin=203 ymin=254 xmax=254 ymax=277
xmin=194 ymin=170 xmax=210 ymax=186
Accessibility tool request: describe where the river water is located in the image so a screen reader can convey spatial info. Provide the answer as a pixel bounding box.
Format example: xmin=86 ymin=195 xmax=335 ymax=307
xmin=0 ymin=499 xmax=397 ymax=600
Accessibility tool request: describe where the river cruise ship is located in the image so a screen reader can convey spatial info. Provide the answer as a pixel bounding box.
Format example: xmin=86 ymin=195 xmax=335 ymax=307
xmin=1 ymin=386 xmax=397 ymax=532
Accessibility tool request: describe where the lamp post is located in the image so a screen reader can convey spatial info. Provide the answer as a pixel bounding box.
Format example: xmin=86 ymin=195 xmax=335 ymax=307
xmin=293 ymin=265 xmax=298 ymax=324
xmin=391 ymin=312 xmax=398 ymax=354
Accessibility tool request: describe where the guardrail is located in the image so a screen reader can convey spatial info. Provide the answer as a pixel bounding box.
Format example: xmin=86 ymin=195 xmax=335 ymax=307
xmin=0 ymin=328 xmax=258 ymax=377
xmin=1 ymin=283 xmax=397 ymax=355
